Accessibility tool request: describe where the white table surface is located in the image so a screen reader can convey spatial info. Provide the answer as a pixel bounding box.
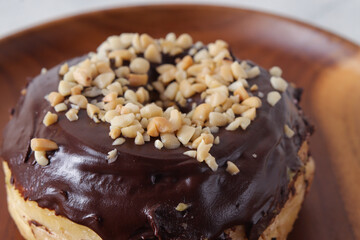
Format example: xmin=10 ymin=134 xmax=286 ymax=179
xmin=0 ymin=0 xmax=359 ymax=45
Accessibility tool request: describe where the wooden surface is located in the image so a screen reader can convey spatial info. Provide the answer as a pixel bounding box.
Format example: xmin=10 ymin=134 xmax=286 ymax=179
xmin=0 ymin=5 xmax=359 ymax=240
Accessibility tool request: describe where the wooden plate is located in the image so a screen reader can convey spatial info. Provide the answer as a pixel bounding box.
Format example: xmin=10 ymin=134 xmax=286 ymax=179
xmin=0 ymin=5 xmax=359 ymax=240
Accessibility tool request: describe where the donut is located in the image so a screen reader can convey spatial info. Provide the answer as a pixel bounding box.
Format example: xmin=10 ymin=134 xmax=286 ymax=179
xmin=1 ymin=33 xmax=314 ymax=240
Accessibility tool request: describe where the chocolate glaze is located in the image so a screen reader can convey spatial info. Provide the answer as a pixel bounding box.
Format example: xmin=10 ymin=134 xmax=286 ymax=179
xmin=1 ymin=51 xmax=311 ymax=240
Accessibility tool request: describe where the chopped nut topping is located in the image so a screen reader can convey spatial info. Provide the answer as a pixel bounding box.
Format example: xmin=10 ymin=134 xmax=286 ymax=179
xmin=107 ymin=82 xmax=123 ymax=95
xmin=124 ymin=89 xmax=137 ymax=102
xmin=234 ymin=86 xmax=249 ymax=101
xmin=241 ymin=108 xmax=256 ymax=121
xmin=192 ymin=103 xmax=212 ymax=124
xmin=226 ymin=161 xmax=240 ymax=175
xmin=31 ymin=138 xmax=58 ymax=152
xmin=144 ymin=44 xmax=162 ymax=63
xmin=43 ymin=33 xmax=293 ymax=170
xmin=192 ymin=133 xmax=214 ymax=148
xmin=69 ymin=95 xmax=88 ymax=109
xmin=183 ymin=150 xmax=197 ymax=158
xmin=135 ymin=131 xmax=145 ymax=145
xmin=177 ymin=55 xmax=193 ymax=70
xmin=65 ymin=108 xmax=79 ymax=121
xmin=160 ymin=133 xmax=180 ymax=149
xmin=96 ymin=61 xmax=112 ymax=74
xmin=43 ymin=111 xmax=58 ymax=126
xmin=267 ymin=91 xmax=282 ymax=106
xmin=177 ymin=125 xmax=196 ymax=145
xmin=71 ymin=104 xmax=80 ymax=110
xmin=154 ymin=139 xmax=164 ymax=150
xmin=122 ymin=123 xmax=143 ymax=138
xmin=140 ymin=104 xmax=163 ymax=118
xmin=209 ymin=112 xmax=228 ymax=127
xmin=241 ymin=97 xmax=262 ymax=109
xmin=109 ymin=127 xmax=121 ymax=139
xmin=284 ymin=124 xmax=295 ymax=138
xmin=269 ymin=66 xmax=283 ymax=77
xmin=147 ymin=117 xmax=173 ymax=137
xmin=231 ymin=61 xmax=247 ymax=79
xmin=103 ymin=92 xmax=118 ymax=103
xmin=111 ymin=113 xmax=135 ymax=128
xmin=250 ymin=84 xmax=258 ymax=91
xmin=48 ymin=92 xmax=65 ymax=107
xmin=226 ymin=117 xmax=251 ymax=131
xmin=176 ymin=33 xmax=193 ymax=49
xmin=246 ymin=66 xmax=260 ymax=78
xmin=210 ymin=126 xmax=219 ymax=134
xmin=59 ymin=63 xmax=69 ymax=76
xmin=58 ymin=81 xmax=76 ymax=96
xmin=175 ymin=203 xmax=189 ymax=211
xmin=205 ymin=154 xmax=218 ymax=171
xmin=164 ymin=82 xmax=179 ymax=100
xmin=115 ymin=66 xmax=130 ymax=78
xmin=54 ymin=103 xmax=68 ymax=112
xmin=107 ymin=149 xmax=118 ymax=163
xmin=128 ymin=73 xmax=148 ymax=87
xmin=232 ymin=104 xmax=250 ymax=115
xmin=270 ymin=76 xmax=288 ymax=92
xmin=113 ymin=137 xmax=126 ymax=146
xmin=143 ymin=132 xmax=150 ymax=142
xmin=70 ymin=85 xmax=83 ymax=95
xmin=109 ymin=49 xmax=133 ymax=61
xmin=73 ymin=67 xmax=92 ymax=87
xmin=93 ymin=72 xmax=115 ymax=89
xmin=34 ymin=151 xmax=49 ymax=166
xmin=130 ymin=57 xmax=150 ymax=74
xmin=197 ymin=140 xmax=212 ymax=162
xmin=87 ymin=103 xmax=100 ymax=118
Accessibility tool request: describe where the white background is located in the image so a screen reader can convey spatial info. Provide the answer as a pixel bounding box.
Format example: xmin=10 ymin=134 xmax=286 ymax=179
xmin=0 ymin=0 xmax=359 ymax=44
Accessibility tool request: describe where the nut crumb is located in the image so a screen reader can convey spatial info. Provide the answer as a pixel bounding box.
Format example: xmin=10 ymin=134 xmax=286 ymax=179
xmin=250 ymin=84 xmax=258 ymax=91
xmin=31 ymin=138 xmax=58 ymax=152
xmin=43 ymin=111 xmax=58 ymax=127
xmin=34 ymin=151 xmax=49 ymax=166
xmin=205 ymin=154 xmax=218 ymax=171
xmin=214 ymin=136 xmax=220 ymax=144
xmin=267 ymin=91 xmax=282 ymax=106
xmin=65 ymin=109 xmax=79 ymax=122
xmin=183 ymin=150 xmax=197 ymax=158
xmin=175 ymin=203 xmax=189 ymax=212
xmin=135 ymin=131 xmax=145 ymax=145
xmin=270 ymin=76 xmax=288 ymax=92
xmin=284 ymin=124 xmax=295 ymax=138
xmin=269 ymin=66 xmax=282 ymax=77
xmin=113 ymin=138 xmax=126 ymax=146
xmin=59 ymin=63 xmax=69 ymax=75
xmin=226 ymin=161 xmax=240 ymax=175
xmin=54 ymin=103 xmax=68 ymax=112
xmin=154 ymin=139 xmax=163 ymax=150
xmin=107 ymin=149 xmax=118 ymax=163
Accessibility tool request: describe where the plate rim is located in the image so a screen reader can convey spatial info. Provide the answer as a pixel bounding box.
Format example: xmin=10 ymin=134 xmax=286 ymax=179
xmin=0 ymin=4 xmax=359 ymax=51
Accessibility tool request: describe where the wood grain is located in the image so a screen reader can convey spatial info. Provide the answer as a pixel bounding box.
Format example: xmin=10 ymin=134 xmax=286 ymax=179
xmin=0 ymin=5 xmax=359 ymax=240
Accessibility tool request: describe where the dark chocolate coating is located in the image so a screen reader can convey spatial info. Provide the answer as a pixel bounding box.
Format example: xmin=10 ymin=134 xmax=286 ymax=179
xmin=1 ymin=53 xmax=311 ymax=240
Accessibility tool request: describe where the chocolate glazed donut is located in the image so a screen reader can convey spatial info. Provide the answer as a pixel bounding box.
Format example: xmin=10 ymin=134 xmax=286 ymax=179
xmin=1 ymin=34 xmax=313 ymax=240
